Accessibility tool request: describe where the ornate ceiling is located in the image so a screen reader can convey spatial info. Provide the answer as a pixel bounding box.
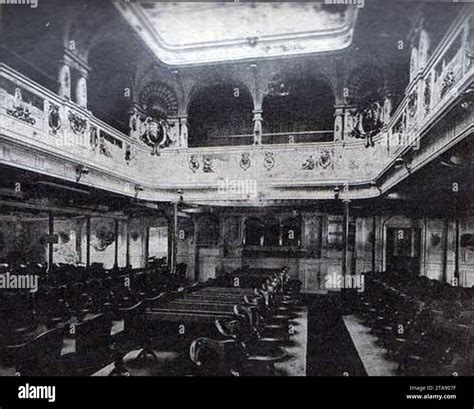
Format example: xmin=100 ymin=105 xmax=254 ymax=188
xmin=114 ymin=2 xmax=359 ymax=66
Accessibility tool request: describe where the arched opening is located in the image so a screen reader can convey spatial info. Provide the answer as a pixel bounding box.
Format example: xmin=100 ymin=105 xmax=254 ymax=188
xmin=262 ymin=75 xmax=335 ymax=144
xmin=188 ymin=83 xmax=253 ymax=147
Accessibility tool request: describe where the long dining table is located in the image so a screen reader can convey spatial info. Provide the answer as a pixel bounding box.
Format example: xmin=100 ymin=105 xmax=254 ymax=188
xmin=145 ymin=286 xmax=255 ymax=323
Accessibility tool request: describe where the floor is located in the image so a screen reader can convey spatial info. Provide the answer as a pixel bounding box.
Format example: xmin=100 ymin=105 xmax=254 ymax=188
xmin=305 ymin=294 xmax=367 ymax=376
xmin=343 ymin=314 xmax=398 ymax=376
xmin=275 ymin=307 xmax=307 ymax=376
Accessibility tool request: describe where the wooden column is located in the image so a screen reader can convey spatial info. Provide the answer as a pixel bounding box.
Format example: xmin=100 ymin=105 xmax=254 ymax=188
xmin=125 ymin=218 xmax=131 ymax=268
xmin=170 ymin=203 xmax=178 ymax=274
xmin=371 ymin=216 xmax=377 ymax=273
xmin=342 ymin=200 xmax=351 ymax=282
xmin=278 ymin=218 xmax=283 ymax=246
xmin=47 ymin=212 xmax=54 ymax=273
xmin=454 ymin=219 xmax=460 ymax=283
xmin=144 ymin=225 xmax=150 ymax=268
xmin=194 ymin=218 xmax=200 ymax=282
xmin=442 ymin=219 xmax=449 ymax=283
xmin=167 ymin=218 xmax=172 ymax=272
xmin=114 ymin=219 xmax=119 ymax=269
xmin=86 ymin=217 xmax=91 ymax=268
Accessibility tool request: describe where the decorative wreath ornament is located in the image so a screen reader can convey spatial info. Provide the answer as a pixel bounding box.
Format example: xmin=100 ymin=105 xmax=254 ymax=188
xmin=90 ymin=126 xmax=99 ymax=151
xmin=48 ymin=105 xmax=61 ymax=134
xmin=263 ymin=152 xmax=275 ymax=170
xmin=319 ymin=150 xmax=332 ymax=169
xmin=203 ymin=156 xmax=214 ymax=173
xmin=350 ymin=101 xmax=383 ymax=147
xmin=68 ymin=111 xmax=87 ymax=135
xmin=239 ymin=153 xmax=251 ymax=171
xmin=140 ymin=117 xmax=172 ymax=156
xmin=189 ymin=155 xmax=200 ymax=173
xmin=302 ymin=155 xmax=316 ymax=170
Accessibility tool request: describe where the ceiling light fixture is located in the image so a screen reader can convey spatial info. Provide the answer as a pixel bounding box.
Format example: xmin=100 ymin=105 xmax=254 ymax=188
xmin=134 ymin=184 xmax=144 ymax=198
xmin=247 ymin=36 xmax=258 ymax=47
xmin=394 ymin=157 xmax=411 ymax=173
xmin=177 ymin=188 xmax=184 ymax=203
xmin=370 ymin=180 xmax=383 ymax=195
xmin=75 ymin=165 xmax=89 ymax=183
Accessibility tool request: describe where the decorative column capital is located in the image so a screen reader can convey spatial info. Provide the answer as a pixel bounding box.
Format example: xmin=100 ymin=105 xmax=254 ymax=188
xmin=333 ymin=106 xmax=346 ymax=116
xmin=252 ymin=109 xmax=263 ymax=121
xmin=63 ymin=51 xmax=91 ymax=77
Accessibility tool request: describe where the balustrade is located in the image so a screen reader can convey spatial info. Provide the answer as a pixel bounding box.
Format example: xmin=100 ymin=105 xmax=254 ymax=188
xmin=0 ymin=64 xmax=144 ymax=171
xmin=386 ymin=9 xmax=473 ymax=156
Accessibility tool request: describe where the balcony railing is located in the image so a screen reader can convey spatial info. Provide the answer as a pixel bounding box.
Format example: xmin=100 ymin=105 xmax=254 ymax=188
xmin=193 ymin=130 xmax=334 ymax=147
xmin=261 ymin=130 xmax=333 ymax=145
xmin=385 ymin=6 xmax=473 ymax=157
xmin=0 ymin=63 xmax=146 ymax=175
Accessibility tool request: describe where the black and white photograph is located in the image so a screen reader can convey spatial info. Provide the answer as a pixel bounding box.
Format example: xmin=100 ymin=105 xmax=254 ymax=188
xmin=0 ymin=0 xmax=473 ymax=408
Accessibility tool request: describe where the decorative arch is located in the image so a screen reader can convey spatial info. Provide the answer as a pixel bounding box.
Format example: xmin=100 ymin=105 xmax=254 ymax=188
xmin=187 ymin=81 xmax=254 ymax=147
xmin=139 ymin=81 xmax=179 ymax=118
xmin=184 ymin=69 xmax=254 ymax=113
xmin=64 ymin=4 xmax=118 ymax=65
xmin=261 ymin=71 xmax=335 ymax=141
xmin=345 ymin=63 xmax=387 ymax=145
xmin=346 ymin=63 xmax=385 ymax=106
